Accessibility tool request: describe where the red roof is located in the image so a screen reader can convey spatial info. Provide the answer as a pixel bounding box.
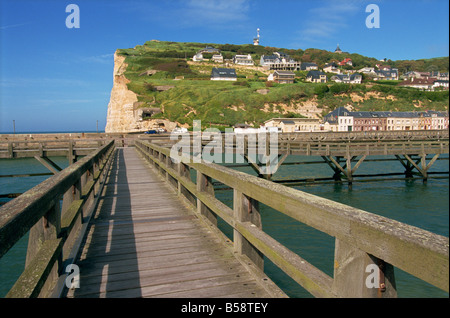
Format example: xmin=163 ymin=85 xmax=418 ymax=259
xmin=338 ymin=58 xmax=352 ymax=65
xmin=399 ymin=78 xmax=436 ymax=86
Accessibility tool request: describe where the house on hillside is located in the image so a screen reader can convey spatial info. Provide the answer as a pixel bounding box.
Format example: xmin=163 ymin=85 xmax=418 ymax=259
xmin=433 ymin=80 xmax=449 ymax=90
xmin=430 ymin=71 xmax=449 ymax=81
xmin=376 ymin=64 xmax=392 ymax=71
xmin=260 ymin=52 xmax=301 ymax=71
xmin=358 ymin=67 xmax=376 ymax=75
xmin=338 ymin=58 xmax=353 ymax=66
xmin=403 ymin=71 xmax=431 ymax=79
xmin=269 ymin=70 xmax=295 ymax=84
xmin=323 ymin=62 xmax=341 ymax=74
xmin=330 ymin=73 xmax=362 ymax=84
xmin=210 ymin=67 xmax=237 ymax=81
xmin=199 ymin=46 xmax=220 ymax=54
xmin=373 ymin=69 xmax=398 ymax=80
xmin=300 ymin=62 xmax=318 ymax=71
xmin=233 ymin=54 xmax=254 ymax=66
xmin=193 ymin=52 xmax=203 ymax=62
xmin=398 ymin=77 xmax=435 ymax=90
xmin=306 ymin=70 xmax=327 ymax=83
xmin=211 ymin=54 xmax=224 ymax=63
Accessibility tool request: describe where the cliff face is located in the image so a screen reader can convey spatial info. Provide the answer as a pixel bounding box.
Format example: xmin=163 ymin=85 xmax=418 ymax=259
xmin=105 ymin=51 xmax=176 ymax=133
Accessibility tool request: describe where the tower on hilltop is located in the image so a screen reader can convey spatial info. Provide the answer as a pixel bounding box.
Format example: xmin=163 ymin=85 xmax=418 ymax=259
xmin=253 ymin=28 xmax=260 ymax=46
xmin=335 ymin=44 xmax=342 ymax=53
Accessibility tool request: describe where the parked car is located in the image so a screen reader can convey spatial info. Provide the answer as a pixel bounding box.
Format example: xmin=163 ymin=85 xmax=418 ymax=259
xmin=172 ymin=127 xmax=188 ymax=134
xmin=145 ymin=130 xmax=158 ymax=134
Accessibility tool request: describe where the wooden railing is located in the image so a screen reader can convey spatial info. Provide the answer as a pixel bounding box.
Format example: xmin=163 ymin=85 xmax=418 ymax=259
xmin=0 ymin=139 xmax=111 ymax=159
xmin=0 ymin=141 xmax=115 ymax=297
xmin=277 ymin=140 xmax=449 ymax=157
xmin=280 ymin=129 xmax=449 ymax=142
xmin=135 ymin=139 xmax=449 ymax=298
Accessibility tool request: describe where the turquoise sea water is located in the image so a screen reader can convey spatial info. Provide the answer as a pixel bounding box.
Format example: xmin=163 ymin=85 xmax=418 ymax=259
xmin=0 ymin=154 xmax=448 ymax=298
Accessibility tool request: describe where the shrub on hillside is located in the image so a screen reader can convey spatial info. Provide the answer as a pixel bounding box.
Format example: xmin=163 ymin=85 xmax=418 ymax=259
xmin=313 ymin=84 xmax=329 ymax=98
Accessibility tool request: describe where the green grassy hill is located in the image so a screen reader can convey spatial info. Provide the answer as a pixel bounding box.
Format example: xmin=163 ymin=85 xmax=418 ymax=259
xmin=117 ymin=40 xmax=449 ymax=129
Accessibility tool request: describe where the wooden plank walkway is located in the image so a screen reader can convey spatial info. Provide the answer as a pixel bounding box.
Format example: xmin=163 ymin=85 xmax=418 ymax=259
xmin=66 ymin=147 xmax=278 ymax=298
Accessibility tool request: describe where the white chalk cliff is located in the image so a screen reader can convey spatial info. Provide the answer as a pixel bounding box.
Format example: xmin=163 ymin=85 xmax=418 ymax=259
xmin=105 ymin=51 xmax=175 ymax=133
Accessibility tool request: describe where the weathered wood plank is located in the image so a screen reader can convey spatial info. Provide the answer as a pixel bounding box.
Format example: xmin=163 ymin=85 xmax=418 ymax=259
xmin=67 ymin=147 xmax=280 ymax=298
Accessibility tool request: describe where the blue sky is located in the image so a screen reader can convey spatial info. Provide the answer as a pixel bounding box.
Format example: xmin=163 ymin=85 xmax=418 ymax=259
xmin=0 ymin=0 xmax=449 ymax=133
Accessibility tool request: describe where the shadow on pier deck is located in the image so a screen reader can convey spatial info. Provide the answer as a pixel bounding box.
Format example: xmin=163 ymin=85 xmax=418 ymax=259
xmin=66 ymin=148 xmax=282 ymax=298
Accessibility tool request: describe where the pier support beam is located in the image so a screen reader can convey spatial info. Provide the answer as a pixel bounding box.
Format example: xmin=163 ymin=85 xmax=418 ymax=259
xmin=396 ymin=154 xmax=440 ymax=182
xmin=34 ymin=156 xmax=62 ymax=175
xmin=244 ymin=153 xmax=288 ymax=180
xmin=322 ymin=155 xmax=366 ymax=184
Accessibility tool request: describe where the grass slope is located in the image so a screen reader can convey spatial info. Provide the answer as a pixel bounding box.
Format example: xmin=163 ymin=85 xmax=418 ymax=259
xmin=117 ymin=40 xmax=449 ymax=129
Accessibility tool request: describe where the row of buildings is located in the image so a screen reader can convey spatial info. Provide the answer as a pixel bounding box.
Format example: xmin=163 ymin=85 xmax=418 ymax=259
xmin=258 ymin=108 xmax=449 ymax=133
xmin=323 ymin=107 xmax=449 ymax=132
xmin=196 ymin=45 xmax=449 ymax=90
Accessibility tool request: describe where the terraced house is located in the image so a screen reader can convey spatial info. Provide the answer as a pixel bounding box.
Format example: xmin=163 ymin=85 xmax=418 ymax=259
xmin=269 ymin=70 xmax=295 ymax=84
xmin=373 ymin=68 xmax=399 ymax=80
xmin=260 ymin=52 xmax=301 ymax=71
xmin=324 ymin=107 xmax=449 ymax=131
xmin=233 ymin=54 xmax=254 ymax=65
xmin=330 ymin=73 xmax=362 ymax=84
xmin=306 ymin=70 xmax=327 ymax=83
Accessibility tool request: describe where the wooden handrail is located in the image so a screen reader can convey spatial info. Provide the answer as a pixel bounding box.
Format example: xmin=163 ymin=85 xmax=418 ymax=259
xmin=0 ymin=140 xmax=115 ymax=297
xmin=135 ymin=139 xmax=449 ymax=297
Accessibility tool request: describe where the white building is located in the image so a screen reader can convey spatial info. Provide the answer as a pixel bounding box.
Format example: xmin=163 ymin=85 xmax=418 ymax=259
xmin=331 ymin=73 xmax=362 ymax=84
xmin=233 ymin=54 xmax=254 ymax=66
xmin=323 ymin=62 xmax=341 ymax=74
xmin=338 ymin=115 xmax=354 ymax=132
xmin=193 ymin=52 xmax=203 ymax=62
xmin=211 ymin=54 xmax=224 ymax=63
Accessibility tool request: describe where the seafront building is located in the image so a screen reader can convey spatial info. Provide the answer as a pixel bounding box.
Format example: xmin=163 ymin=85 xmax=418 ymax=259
xmin=264 ymin=118 xmax=322 ymax=132
xmin=322 ymin=107 xmax=449 ymax=132
xmin=259 ymin=108 xmax=448 ymax=133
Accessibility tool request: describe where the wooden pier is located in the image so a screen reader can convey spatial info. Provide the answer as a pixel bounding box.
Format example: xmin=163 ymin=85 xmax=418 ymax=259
xmin=0 ymin=132 xmax=448 ymax=298
xmin=65 ymin=147 xmax=282 ymax=298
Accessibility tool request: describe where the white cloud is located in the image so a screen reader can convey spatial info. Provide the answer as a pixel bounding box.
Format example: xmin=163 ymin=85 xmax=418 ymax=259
xmin=0 ymin=22 xmax=31 ymax=30
xmin=125 ymin=0 xmax=252 ymax=29
xmin=295 ymin=0 xmax=362 ymax=46
xmin=184 ymin=0 xmax=250 ymax=24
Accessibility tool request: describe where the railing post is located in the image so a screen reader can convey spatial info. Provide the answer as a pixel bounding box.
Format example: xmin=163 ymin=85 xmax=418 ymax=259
xmin=332 ymin=238 xmax=397 ymax=298
xmin=196 ymin=171 xmax=217 ymax=226
xmin=25 ymin=199 xmax=62 ymax=297
xmin=26 ymin=200 xmax=61 ymax=266
xmin=82 ymin=165 xmax=94 ymax=218
xmin=8 ymin=142 xmax=13 ymax=158
xmin=233 ymin=190 xmax=264 ymax=270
